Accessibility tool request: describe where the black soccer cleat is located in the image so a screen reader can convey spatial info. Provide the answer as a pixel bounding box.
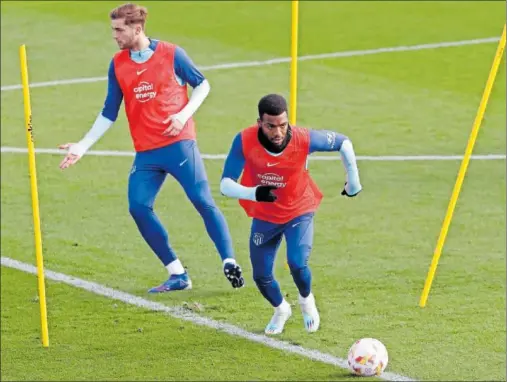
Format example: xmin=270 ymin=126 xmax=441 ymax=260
xmin=223 ymin=262 xmax=245 ymax=289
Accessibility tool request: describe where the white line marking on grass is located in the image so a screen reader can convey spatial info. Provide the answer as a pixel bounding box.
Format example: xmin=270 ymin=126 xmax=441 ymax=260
xmin=1 ymin=146 xmax=505 ymax=161
xmin=0 ymin=37 xmax=499 ymax=92
xmin=1 ymin=256 xmax=416 ymax=381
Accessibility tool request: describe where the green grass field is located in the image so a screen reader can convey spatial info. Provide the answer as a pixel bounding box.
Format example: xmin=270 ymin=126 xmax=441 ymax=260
xmin=1 ymin=1 xmax=505 ymax=381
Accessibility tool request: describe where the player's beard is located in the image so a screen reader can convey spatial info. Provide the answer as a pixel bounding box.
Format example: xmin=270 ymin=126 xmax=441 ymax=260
xmin=258 ymin=125 xmax=293 ymax=154
xmin=117 ymin=36 xmax=135 ymax=50
xmin=122 ymin=41 xmax=133 ymax=50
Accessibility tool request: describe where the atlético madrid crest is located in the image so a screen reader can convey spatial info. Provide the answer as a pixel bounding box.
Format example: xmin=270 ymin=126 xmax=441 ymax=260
xmin=252 ymin=233 xmax=264 ymax=246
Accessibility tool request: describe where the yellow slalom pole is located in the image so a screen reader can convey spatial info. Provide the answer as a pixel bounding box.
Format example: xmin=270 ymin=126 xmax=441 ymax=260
xmin=419 ymin=25 xmax=506 ymax=308
xmin=19 ymin=44 xmax=50 ymax=347
xmin=289 ymin=0 xmax=299 ymax=126
xmin=285 ymin=0 xmax=299 ymax=271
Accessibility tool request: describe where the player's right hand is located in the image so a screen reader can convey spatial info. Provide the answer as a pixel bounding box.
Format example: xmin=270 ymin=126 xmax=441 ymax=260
xmin=255 ymin=185 xmax=278 ymax=202
xmin=58 ymin=143 xmax=84 ymax=170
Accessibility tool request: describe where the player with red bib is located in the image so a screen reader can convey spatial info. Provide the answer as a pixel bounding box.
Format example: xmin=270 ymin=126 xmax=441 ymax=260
xmin=220 ymin=94 xmax=362 ymax=335
xmin=58 ymin=3 xmax=244 ymax=293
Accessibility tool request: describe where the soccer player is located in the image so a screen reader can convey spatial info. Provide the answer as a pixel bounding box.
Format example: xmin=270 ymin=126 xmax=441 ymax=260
xmin=220 ymin=94 xmax=362 ymax=335
xmin=58 ymin=3 xmax=244 ymax=293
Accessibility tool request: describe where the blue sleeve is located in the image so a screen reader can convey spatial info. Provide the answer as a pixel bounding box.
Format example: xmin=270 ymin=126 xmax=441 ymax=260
xmin=174 ymin=46 xmax=205 ymax=88
xmin=221 ymin=133 xmax=246 ymax=182
xmin=308 ymin=129 xmax=348 ymax=154
xmin=101 ymin=59 xmax=123 ymax=122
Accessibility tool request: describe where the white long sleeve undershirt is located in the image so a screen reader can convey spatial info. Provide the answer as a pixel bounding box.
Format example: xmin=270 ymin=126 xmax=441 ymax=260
xmin=172 ymin=79 xmax=210 ymax=125
xmin=69 ymin=113 xmax=114 ymax=157
xmin=220 ymin=177 xmax=257 ymax=201
xmin=339 ymin=139 xmax=360 ymax=185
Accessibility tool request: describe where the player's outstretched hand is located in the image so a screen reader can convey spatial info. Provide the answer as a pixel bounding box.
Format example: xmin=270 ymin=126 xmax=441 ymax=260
xmin=255 ymin=185 xmax=278 ymax=202
xmin=162 ymin=115 xmax=184 ymax=137
xmin=58 ymin=143 xmax=83 ymax=170
xmin=341 ymin=182 xmax=362 ymax=198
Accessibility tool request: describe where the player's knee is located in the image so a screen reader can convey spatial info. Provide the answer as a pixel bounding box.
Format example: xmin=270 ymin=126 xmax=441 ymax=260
xmin=128 ymin=200 xmax=152 ymax=220
xmin=188 ymin=182 xmax=216 ymax=213
xmin=289 ymin=265 xmax=309 ymax=279
xmin=253 ymin=274 xmax=274 ymax=287
xmin=287 ymin=245 xmax=311 ymax=270
xmin=191 ymin=197 xmax=214 ymax=213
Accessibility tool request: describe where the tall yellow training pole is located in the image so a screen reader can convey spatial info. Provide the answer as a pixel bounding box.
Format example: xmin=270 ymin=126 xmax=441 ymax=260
xmin=419 ymin=25 xmax=506 ymax=308
xmin=19 ymin=44 xmax=50 ymax=346
xmin=285 ymin=0 xmax=299 ymax=271
xmin=289 ymin=0 xmax=299 ymax=126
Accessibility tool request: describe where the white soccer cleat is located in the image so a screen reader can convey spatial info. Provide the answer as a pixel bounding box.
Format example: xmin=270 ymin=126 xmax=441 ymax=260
xmin=299 ymin=293 xmax=320 ymax=333
xmin=264 ymin=301 xmax=292 ymax=335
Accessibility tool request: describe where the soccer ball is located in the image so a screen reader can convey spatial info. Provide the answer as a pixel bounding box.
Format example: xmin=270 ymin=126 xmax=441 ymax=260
xmin=347 ymin=338 xmax=388 ymax=377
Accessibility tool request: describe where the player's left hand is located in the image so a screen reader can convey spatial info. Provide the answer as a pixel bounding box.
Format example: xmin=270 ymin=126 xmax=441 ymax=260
xmin=341 ymin=182 xmax=362 ymax=197
xmin=162 ymin=115 xmax=184 ymax=137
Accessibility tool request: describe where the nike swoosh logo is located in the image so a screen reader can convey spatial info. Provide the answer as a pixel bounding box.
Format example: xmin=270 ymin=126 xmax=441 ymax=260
xmin=137 ymin=69 xmax=147 ymax=75
xmin=267 ymin=163 xmax=279 ymax=167
xmin=179 ymin=159 xmax=188 ymax=166
xmin=292 ymin=222 xmax=302 ymax=228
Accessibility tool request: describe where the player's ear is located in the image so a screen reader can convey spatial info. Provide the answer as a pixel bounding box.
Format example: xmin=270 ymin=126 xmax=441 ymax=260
xmin=257 ymin=118 xmax=261 ymax=128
